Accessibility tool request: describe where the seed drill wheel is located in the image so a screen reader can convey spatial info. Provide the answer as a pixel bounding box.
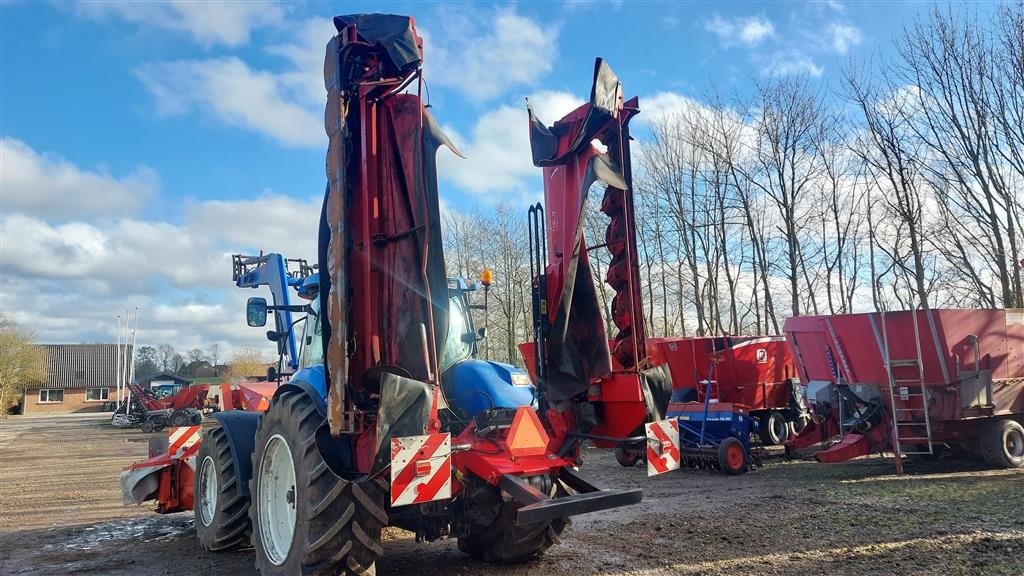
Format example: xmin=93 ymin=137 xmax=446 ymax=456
xmin=458 ymin=476 xmax=568 ymax=563
xmin=717 ymin=437 xmax=748 ymax=475
xmin=195 ymin=426 xmax=251 ymax=551
xmin=980 ymin=419 xmax=1024 ymax=469
xmin=759 ymin=411 xmax=790 ymax=445
xmin=249 ymin=388 xmax=388 ymax=576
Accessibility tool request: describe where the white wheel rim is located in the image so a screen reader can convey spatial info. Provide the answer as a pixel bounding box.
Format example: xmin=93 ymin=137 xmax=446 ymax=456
xmin=198 ymin=455 xmax=218 ymax=527
xmin=772 ymin=416 xmax=787 ymax=440
xmin=258 ymin=434 xmax=297 ymax=566
xmin=1008 ymin=429 xmax=1024 ymax=459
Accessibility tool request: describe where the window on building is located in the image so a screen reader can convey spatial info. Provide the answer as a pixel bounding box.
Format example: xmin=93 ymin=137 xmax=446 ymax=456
xmin=38 ymin=389 xmax=64 ymax=403
xmin=85 ymin=388 xmax=109 ymax=401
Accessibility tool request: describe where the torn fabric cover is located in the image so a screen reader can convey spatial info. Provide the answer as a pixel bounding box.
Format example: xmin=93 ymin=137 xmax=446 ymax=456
xmin=529 ymin=58 xmax=620 ymax=167
xmin=544 ymin=155 xmax=624 ymax=403
xmin=332 ymin=14 xmax=423 ymax=74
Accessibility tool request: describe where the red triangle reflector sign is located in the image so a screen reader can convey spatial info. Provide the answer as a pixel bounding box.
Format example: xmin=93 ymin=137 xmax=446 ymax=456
xmin=507 ymin=407 xmax=549 ymax=457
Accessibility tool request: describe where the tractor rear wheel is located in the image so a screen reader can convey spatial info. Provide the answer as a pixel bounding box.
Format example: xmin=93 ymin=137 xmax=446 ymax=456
xmin=458 ymin=476 xmax=568 ymax=563
xmin=979 ymin=419 xmax=1024 ymax=469
xmin=759 ymin=411 xmax=789 ymax=445
xmin=195 ymin=426 xmax=251 ymax=551
xmin=249 ymin=388 xmax=388 ymax=576
xmin=169 ymin=409 xmax=191 ymax=427
xmin=717 ymin=437 xmax=748 ymax=475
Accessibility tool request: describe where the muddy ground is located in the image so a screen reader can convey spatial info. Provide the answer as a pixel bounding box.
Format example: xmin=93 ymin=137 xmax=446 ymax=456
xmin=1 ymin=415 xmax=1021 ymax=576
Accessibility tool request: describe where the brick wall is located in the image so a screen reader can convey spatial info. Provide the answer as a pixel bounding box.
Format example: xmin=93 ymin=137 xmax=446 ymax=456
xmin=21 ymin=388 xmax=110 ymax=415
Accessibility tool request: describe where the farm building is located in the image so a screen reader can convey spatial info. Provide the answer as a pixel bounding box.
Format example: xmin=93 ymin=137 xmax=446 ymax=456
xmin=21 ymin=344 xmax=128 ymax=415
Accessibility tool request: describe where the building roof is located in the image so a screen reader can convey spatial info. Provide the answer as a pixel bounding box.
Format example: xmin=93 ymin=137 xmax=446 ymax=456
xmin=40 ymin=344 xmax=131 ymax=390
xmin=136 ymin=372 xmax=193 ymax=387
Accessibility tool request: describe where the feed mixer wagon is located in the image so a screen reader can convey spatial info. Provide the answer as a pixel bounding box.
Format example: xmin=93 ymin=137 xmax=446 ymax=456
xmin=785 ymin=308 xmax=1024 ymax=472
xmin=122 ymin=14 xmax=684 ymax=576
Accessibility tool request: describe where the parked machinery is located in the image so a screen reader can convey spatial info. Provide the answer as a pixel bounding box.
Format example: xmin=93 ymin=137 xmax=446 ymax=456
xmin=652 ymin=336 xmax=807 ymax=445
xmin=122 ymin=15 xmax=680 ymax=576
xmin=111 ymin=381 xmax=207 ymax=432
xmin=784 ymin=309 xmax=1024 ymax=472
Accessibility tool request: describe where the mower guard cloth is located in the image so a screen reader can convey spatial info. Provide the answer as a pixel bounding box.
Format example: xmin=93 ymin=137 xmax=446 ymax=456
xmin=640 ymin=363 xmax=673 ymax=421
xmin=321 ymin=14 xmax=452 ymax=450
xmin=529 ymin=58 xmax=620 ymax=167
xmin=332 ymin=14 xmax=423 ymax=74
xmin=373 ymin=372 xmax=433 ymax=472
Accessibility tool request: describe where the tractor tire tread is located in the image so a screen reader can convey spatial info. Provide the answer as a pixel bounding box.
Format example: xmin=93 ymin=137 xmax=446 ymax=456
xmin=195 ymin=426 xmax=252 ymax=552
xmin=250 ymin=388 xmax=388 ymax=576
xmin=979 ymin=419 xmax=1024 ymax=469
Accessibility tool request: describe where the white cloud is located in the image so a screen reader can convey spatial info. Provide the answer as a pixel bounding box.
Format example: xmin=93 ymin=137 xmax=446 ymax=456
xmin=437 ymin=90 xmax=582 ymax=201
xmin=703 ymin=15 xmax=776 ymax=47
xmin=74 ymin=0 xmax=285 ymax=48
xmin=828 ymin=23 xmax=863 ymax=55
xmin=422 ymin=8 xmax=560 ymax=102
xmin=135 ymin=57 xmax=323 ymax=148
xmin=762 ymin=50 xmax=824 ymax=77
xmin=1 ymin=192 xmax=320 ymax=352
xmin=0 ymin=138 xmax=158 ymax=219
xmin=266 ymin=17 xmax=338 ymax=109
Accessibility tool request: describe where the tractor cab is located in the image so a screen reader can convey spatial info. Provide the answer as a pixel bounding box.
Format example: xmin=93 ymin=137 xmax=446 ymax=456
xmin=292 ymin=273 xmax=535 ymax=426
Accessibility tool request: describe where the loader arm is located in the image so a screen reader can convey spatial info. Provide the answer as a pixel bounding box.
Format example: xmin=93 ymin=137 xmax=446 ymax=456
xmin=232 ymin=253 xmax=312 ymax=373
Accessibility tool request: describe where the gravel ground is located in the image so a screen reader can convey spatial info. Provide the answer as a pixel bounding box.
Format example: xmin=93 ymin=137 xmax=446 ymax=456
xmin=1 ymin=415 xmax=1021 ymax=575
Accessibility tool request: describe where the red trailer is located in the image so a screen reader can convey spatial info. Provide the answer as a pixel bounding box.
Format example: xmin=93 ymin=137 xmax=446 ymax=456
xmin=519 ymin=335 xmax=805 ymax=445
xmin=785 ymin=309 xmax=1024 ymax=472
xmin=651 ymin=336 xmax=805 ymax=445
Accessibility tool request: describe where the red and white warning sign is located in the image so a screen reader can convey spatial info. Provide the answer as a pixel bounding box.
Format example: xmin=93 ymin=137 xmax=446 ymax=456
xmin=168 ymin=425 xmax=203 ymax=468
xmin=389 ymin=433 xmax=452 ymax=507
xmin=644 ymin=419 xmax=680 ymax=476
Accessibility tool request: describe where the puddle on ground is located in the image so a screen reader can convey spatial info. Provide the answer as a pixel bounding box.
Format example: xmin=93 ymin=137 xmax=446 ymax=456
xmin=42 ymin=515 xmax=194 ymax=552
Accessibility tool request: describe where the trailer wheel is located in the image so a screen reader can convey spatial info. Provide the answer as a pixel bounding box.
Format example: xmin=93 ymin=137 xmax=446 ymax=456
xmin=790 ymin=414 xmax=809 ymax=436
xmin=614 ymin=447 xmax=641 ymax=468
xmin=140 ymin=418 xmax=156 ymax=433
xmin=458 ymin=476 xmax=568 ymax=563
xmin=717 ymin=437 xmax=748 ymax=475
xmin=249 ymin=389 xmax=387 ymax=576
xmin=980 ymin=419 xmax=1024 ymax=469
xmin=195 ymin=426 xmax=251 ymax=551
xmin=759 ymin=411 xmax=789 ymax=445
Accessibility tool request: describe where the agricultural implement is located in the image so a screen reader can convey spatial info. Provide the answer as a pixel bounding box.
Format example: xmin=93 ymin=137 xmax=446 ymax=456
xmin=123 ymin=14 xmax=680 ymax=575
xmin=652 ymin=336 xmax=806 ymax=445
xmin=110 ymin=381 xmax=208 ymax=432
xmin=785 ymin=308 xmax=1024 ymax=472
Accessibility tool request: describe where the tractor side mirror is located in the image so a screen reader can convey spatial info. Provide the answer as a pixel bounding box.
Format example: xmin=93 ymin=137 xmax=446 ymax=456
xmin=476 ymin=327 xmax=487 ymax=341
xmin=267 ymin=366 xmax=278 ymax=381
xmin=247 ymin=297 xmax=268 ymax=327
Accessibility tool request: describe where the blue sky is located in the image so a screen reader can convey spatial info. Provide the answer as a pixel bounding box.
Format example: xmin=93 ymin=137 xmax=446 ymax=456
xmin=1 ymin=0 xmax=931 ymax=352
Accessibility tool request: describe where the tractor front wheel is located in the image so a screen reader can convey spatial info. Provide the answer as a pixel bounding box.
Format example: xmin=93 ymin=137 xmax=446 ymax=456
xmin=195 ymin=426 xmax=251 ymax=551
xmin=249 ymin=388 xmax=388 ymax=576
xmin=458 ymin=476 xmax=568 ymax=563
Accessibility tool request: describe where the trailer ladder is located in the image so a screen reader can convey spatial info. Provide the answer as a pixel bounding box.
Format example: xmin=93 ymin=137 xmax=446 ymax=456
xmin=879 ymin=310 xmax=934 ymax=472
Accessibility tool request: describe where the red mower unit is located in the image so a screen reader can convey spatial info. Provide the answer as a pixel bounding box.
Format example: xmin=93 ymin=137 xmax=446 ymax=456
xmin=111 ymin=381 xmax=208 ymax=432
xmin=784 ymin=309 xmax=1024 ymax=472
